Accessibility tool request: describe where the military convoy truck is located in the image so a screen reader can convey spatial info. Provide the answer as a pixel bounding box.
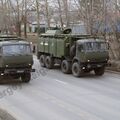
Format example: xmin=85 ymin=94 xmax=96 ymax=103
xmin=0 ymin=36 xmax=34 ymax=82
xmin=37 ymin=28 xmax=109 ymax=77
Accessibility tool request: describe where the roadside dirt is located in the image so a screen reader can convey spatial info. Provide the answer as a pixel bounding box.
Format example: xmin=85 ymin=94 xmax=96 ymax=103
xmin=0 ymin=109 xmax=16 ymax=120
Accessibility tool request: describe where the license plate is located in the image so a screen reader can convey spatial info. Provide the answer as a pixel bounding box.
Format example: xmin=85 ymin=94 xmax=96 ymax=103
xmin=17 ymin=70 xmax=24 ymax=73
xmin=97 ymin=64 xmax=102 ymax=67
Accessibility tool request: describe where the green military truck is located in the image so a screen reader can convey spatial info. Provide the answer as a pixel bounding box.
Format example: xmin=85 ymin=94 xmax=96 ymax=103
xmin=37 ymin=29 xmax=109 ymax=77
xmin=0 ymin=39 xmax=34 ymax=82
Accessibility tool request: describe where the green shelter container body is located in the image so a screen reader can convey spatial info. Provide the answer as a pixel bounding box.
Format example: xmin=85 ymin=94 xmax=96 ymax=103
xmin=39 ymin=37 xmax=68 ymax=58
xmin=38 ymin=29 xmax=77 ymax=58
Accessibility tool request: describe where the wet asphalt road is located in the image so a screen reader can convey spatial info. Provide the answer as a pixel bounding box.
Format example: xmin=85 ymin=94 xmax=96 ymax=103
xmin=0 ymin=56 xmax=120 ymax=120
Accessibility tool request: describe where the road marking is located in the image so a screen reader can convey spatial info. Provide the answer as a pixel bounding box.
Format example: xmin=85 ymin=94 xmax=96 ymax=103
xmin=55 ymin=79 xmax=67 ymax=85
xmin=43 ymin=96 xmax=49 ymax=100
xmin=51 ymin=100 xmax=57 ymax=104
xmin=58 ymin=103 xmax=66 ymax=108
xmin=67 ymin=108 xmax=74 ymax=112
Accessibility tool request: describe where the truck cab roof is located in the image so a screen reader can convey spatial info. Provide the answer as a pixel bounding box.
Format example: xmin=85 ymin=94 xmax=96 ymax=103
xmin=0 ymin=35 xmax=26 ymax=42
xmin=77 ymin=39 xmax=106 ymax=44
xmin=0 ymin=40 xmax=30 ymax=47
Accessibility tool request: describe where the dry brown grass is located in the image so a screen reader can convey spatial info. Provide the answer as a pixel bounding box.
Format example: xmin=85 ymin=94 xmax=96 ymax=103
xmin=21 ymin=33 xmax=38 ymax=43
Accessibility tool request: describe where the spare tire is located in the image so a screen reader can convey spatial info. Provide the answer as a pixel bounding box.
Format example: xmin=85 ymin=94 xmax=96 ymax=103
xmin=70 ymin=45 xmax=76 ymax=58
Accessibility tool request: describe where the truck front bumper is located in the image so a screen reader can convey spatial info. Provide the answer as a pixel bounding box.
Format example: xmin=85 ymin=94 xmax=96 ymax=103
xmin=81 ymin=62 xmax=108 ymax=70
xmin=0 ymin=68 xmax=35 ymax=75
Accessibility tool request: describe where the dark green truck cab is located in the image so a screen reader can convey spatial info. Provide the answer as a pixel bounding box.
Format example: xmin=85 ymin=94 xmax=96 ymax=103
xmin=0 ymin=40 xmax=35 ymax=82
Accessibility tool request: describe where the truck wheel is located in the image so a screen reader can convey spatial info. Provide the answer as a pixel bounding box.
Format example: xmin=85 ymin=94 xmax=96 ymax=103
xmin=40 ymin=55 xmax=45 ymax=67
xmin=21 ymin=73 xmax=31 ymax=83
xmin=72 ymin=62 xmax=83 ymax=77
xmin=0 ymin=76 xmax=4 ymax=81
xmin=94 ymin=67 xmax=105 ymax=76
xmin=61 ymin=60 xmax=71 ymax=74
xmin=45 ymin=56 xmax=54 ymax=69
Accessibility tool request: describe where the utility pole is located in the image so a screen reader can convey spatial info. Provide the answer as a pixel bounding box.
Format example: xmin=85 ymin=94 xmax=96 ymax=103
xmin=57 ymin=0 xmax=63 ymax=28
xmin=36 ymin=0 xmax=40 ymax=35
xmin=64 ymin=0 xmax=69 ymax=27
xmin=90 ymin=0 xmax=93 ymax=34
xmin=103 ymin=0 xmax=106 ymax=37
xmin=115 ymin=0 xmax=118 ymax=31
xmin=86 ymin=0 xmax=90 ymax=34
xmin=16 ymin=0 xmax=21 ymax=36
xmin=45 ymin=0 xmax=50 ymax=28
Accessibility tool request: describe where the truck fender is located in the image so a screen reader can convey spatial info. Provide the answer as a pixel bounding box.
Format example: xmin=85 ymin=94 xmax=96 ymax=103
xmin=72 ymin=57 xmax=79 ymax=64
xmin=70 ymin=45 xmax=76 ymax=58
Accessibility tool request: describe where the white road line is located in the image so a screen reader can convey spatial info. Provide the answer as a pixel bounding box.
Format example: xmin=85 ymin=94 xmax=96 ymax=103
xmin=55 ymin=79 xmax=68 ymax=85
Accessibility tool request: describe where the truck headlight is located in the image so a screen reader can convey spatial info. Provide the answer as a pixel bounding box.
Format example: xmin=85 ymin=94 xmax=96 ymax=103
xmin=88 ymin=60 xmax=90 ymax=62
xmin=82 ymin=67 xmax=86 ymax=70
xmin=1 ymin=73 xmax=4 ymax=76
xmin=6 ymin=65 xmax=8 ymax=67
xmin=29 ymin=64 xmax=31 ymax=66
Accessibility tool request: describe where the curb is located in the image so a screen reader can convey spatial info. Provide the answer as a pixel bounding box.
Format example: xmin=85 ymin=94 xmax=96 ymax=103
xmin=106 ymin=69 xmax=120 ymax=75
xmin=0 ymin=109 xmax=16 ymax=120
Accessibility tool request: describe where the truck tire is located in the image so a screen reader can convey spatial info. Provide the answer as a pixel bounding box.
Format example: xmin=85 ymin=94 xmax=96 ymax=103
xmin=70 ymin=45 xmax=76 ymax=58
xmin=72 ymin=62 xmax=83 ymax=77
xmin=40 ymin=55 xmax=45 ymax=67
xmin=94 ymin=67 xmax=105 ymax=76
xmin=45 ymin=56 xmax=54 ymax=69
xmin=0 ymin=76 xmax=4 ymax=81
xmin=21 ymin=73 xmax=31 ymax=83
xmin=61 ymin=60 xmax=71 ymax=74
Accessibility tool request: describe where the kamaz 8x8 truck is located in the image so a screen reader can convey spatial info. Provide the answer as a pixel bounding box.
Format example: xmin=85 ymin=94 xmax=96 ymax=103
xmin=37 ymin=29 xmax=109 ymax=77
xmin=0 ymin=38 xmax=34 ymax=82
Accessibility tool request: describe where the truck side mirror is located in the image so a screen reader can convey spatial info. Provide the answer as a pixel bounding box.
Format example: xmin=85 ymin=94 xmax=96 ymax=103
xmin=78 ymin=45 xmax=84 ymax=52
xmin=32 ymin=45 xmax=36 ymax=53
xmin=66 ymin=43 xmax=70 ymax=48
xmin=0 ymin=48 xmax=2 ymax=56
xmin=108 ymin=43 xmax=110 ymax=50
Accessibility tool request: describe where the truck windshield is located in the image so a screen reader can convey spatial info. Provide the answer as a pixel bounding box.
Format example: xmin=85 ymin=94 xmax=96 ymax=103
xmin=85 ymin=42 xmax=108 ymax=52
xmin=2 ymin=44 xmax=31 ymax=56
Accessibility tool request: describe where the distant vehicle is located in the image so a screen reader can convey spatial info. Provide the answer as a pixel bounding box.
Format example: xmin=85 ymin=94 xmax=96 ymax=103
xmin=0 ymin=35 xmax=34 ymax=53
xmin=0 ymin=35 xmax=21 ymax=41
xmin=0 ymin=40 xmax=35 ymax=82
xmin=37 ymin=28 xmax=109 ymax=77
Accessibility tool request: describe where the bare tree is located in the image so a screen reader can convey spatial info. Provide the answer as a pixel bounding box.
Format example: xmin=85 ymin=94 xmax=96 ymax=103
xmin=24 ymin=0 xmax=27 ymax=38
xmin=35 ymin=0 xmax=40 ymax=35
xmin=57 ymin=0 xmax=63 ymax=28
xmin=45 ymin=0 xmax=50 ymax=28
xmin=7 ymin=0 xmax=23 ymax=36
xmin=62 ymin=0 xmax=69 ymax=27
